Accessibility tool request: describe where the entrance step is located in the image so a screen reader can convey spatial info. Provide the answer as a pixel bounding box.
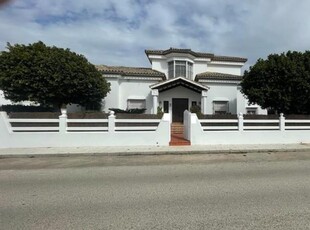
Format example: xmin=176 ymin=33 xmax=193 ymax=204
xmin=169 ymin=134 xmax=191 ymax=146
xmin=171 ymin=122 xmax=184 ymax=134
xmin=170 ymin=123 xmax=190 ymax=146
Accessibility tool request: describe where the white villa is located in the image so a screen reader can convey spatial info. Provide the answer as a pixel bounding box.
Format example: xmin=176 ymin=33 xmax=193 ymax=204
xmin=3 ymin=48 xmax=310 ymax=149
xmin=0 ymin=48 xmax=267 ymax=121
xmin=98 ymin=48 xmax=266 ymax=122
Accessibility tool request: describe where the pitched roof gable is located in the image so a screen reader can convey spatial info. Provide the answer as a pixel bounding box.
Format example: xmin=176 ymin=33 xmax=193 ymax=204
xmin=151 ymin=76 xmax=209 ymax=93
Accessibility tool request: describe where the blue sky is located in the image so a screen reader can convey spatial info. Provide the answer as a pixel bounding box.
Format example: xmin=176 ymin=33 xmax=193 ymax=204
xmin=1 ymin=0 xmax=310 ymax=70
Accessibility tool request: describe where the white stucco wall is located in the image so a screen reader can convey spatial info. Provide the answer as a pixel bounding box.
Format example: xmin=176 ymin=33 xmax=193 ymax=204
xmin=0 ymin=112 xmax=171 ymax=148
xmin=207 ymin=64 xmax=242 ymax=75
xmin=103 ymin=76 xmax=160 ymax=113
xmin=152 ymin=57 xmax=214 ymax=82
xmin=200 ymin=82 xmax=239 ymax=114
xmin=102 ymin=76 xmax=120 ymax=112
xmin=193 ymin=61 xmax=208 ymax=79
xmin=150 ymin=55 xmax=243 ymax=78
xmin=119 ymin=79 xmax=154 ymax=113
xmin=237 ymin=88 xmax=267 ymax=115
xmin=186 ymin=113 xmax=310 ymax=145
xmin=152 ymin=59 xmax=168 ymax=77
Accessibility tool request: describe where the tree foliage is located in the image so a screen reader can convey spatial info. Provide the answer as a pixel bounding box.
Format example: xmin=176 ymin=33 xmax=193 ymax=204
xmin=0 ymin=41 xmax=110 ymax=109
xmin=241 ymin=51 xmax=310 ymax=114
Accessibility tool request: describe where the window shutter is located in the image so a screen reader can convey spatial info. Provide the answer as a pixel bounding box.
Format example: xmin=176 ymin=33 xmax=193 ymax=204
xmin=127 ymin=99 xmax=146 ymax=109
xmin=213 ymin=101 xmax=228 ymax=114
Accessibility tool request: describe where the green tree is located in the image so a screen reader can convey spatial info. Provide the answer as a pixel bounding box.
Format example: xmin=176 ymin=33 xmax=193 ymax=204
xmin=0 ymin=41 xmax=110 ymax=110
xmin=241 ymin=51 xmax=310 ymax=114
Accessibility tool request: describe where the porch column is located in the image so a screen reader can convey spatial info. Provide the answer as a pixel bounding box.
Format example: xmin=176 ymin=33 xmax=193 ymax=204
xmin=152 ymin=89 xmax=159 ymax=114
xmin=201 ymin=90 xmax=208 ymax=114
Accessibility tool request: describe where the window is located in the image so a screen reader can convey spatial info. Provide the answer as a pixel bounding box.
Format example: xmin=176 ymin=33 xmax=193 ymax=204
xmin=187 ymin=62 xmax=193 ymax=79
xmin=163 ymin=101 xmax=169 ymax=113
xmin=127 ymin=99 xmax=146 ymax=109
xmin=168 ymin=61 xmax=174 ymax=79
xmin=168 ymin=60 xmax=193 ymax=79
xmin=175 ymin=61 xmax=186 ymax=77
xmin=246 ymin=108 xmax=257 ymax=115
xmin=213 ymin=101 xmax=229 ymax=114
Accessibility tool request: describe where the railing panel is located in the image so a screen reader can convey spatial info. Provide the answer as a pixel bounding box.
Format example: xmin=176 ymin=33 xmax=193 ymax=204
xmin=9 ymin=119 xmax=59 ymax=123
xmin=285 ymin=126 xmax=310 ymax=130
xmin=199 ymin=119 xmax=238 ymax=123
xmin=115 ymin=119 xmax=161 ymax=123
xmin=115 ymin=126 xmax=158 ymax=131
xmin=244 ymin=126 xmax=279 ymax=130
xmin=244 ymin=119 xmax=279 ymax=123
xmin=67 ymin=119 xmax=108 ymax=123
xmin=67 ymin=127 xmax=108 ymax=131
xmin=11 ymin=127 xmax=59 ymax=131
xmin=203 ymin=126 xmax=238 ymax=130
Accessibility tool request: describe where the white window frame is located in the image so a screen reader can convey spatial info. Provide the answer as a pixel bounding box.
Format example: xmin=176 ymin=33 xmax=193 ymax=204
xmin=213 ymin=101 xmax=229 ymax=114
xmin=167 ymin=60 xmax=194 ymax=79
xmin=246 ymin=108 xmax=257 ymax=115
xmin=127 ymin=99 xmax=146 ymax=109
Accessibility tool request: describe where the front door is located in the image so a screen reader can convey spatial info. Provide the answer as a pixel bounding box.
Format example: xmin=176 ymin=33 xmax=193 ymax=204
xmin=172 ymin=98 xmax=188 ymax=122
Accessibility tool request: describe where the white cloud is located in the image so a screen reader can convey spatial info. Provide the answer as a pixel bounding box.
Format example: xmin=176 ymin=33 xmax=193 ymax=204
xmin=0 ymin=0 xmax=310 ymax=69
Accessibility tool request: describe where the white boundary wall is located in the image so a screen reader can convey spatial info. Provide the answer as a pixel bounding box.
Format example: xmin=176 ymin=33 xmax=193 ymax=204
xmin=184 ymin=111 xmax=310 ymax=145
xmin=0 ymin=112 xmax=170 ymax=148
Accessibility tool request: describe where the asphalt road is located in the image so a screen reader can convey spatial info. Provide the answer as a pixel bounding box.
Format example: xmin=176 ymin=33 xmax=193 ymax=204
xmin=1 ymin=152 xmax=310 ymax=229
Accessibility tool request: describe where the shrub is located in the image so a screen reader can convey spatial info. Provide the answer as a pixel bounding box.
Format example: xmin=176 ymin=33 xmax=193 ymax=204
xmin=190 ymin=105 xmax=203 ymax=118
xmin=157 ymin=106 xmax=164 ymax=118
xmin=109 ymin=108 xmax=146 ymax=114
xmin=0 ymin=104 xmax=57 ymax=113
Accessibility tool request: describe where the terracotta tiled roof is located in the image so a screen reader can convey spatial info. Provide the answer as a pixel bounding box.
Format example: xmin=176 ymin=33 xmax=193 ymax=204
xmin=145 ymin=48 xmax=247 ymax=63
xmin=96 ymin=65 xmax=166 ymax=79
xmin=195 ymin=72 xmax=243 ymax=81
xmin=212 ymin=55 xmax=247 ymax=62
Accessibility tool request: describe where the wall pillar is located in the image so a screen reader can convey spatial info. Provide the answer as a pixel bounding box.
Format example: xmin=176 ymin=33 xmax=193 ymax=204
xmin=108 ymin=111 xmax=115 ymax=133
xmin=201 ymin=90 xmax=208 ymax=114
xmin=59 ymin=108 xmax=67 ymax=134
xmin=279 ymin=113 xmax=285 ymax=131
xmin=152 ymin=89 xmax=159 ymax=114
xmin=238 ymin=112 xmax=244 ymax=131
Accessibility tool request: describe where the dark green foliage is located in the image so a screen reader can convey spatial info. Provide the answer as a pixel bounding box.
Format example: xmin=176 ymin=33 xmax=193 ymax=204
xmin=0 ymin=41 xmax=110 ymax=110
xmin=190 ymin=105 xmax=203 ymax=118
xmin=0 ymin=104 xmax=57 ymax=112
xmin=109 ymin=108 xmax=146 ymax=114
xmin=157 ymin=106 xmax=164 ymax=118
xmin=241 ymin=51 xmax=310 ymax=114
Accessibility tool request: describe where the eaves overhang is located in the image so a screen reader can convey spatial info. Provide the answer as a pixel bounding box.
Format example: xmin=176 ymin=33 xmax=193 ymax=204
xmin=150 ymin=76 xmax=209 ymax=93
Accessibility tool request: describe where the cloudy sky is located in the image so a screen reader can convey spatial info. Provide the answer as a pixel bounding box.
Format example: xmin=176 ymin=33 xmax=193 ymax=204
xmin=0 ymin=0 xmax=310 ymax=70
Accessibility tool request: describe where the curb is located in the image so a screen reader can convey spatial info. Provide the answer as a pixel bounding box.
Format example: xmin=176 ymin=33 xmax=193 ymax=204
xmin=0 ymin=147 xmax=310 ymax=158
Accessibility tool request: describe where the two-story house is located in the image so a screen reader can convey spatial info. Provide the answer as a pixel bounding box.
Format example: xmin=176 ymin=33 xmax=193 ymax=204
xmin=98 ymin=48 xmax=266 ymax=122
xmin=0 ymin=48 xmax=266 ymax=120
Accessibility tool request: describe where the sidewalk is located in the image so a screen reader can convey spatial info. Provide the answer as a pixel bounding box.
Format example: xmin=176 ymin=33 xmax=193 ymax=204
xmin=1 ymin=143 xmax=310 ymax=158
